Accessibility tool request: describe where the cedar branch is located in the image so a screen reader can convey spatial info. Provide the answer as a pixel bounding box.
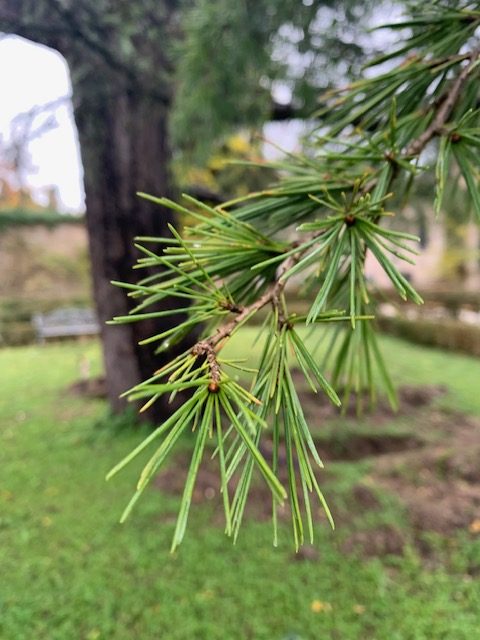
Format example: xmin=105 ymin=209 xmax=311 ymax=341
xmin=192 ymin=253 xmax=298 ymax=378
xmin=193 ymin=47 xmax=480 ymax=382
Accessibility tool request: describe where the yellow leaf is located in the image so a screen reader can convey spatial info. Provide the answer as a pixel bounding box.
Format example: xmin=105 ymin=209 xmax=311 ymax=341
xmin=311 ymin=600 xmax=332 ymax=613
xmin=227 ymin=135 xmax=251 ymax=155
xmin=468 ymin=519 xmax=480 ymax=534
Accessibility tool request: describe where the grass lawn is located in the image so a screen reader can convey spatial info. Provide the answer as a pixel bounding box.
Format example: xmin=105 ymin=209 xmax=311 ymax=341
xmin=1 ymin=335 xmax=479 ymax=639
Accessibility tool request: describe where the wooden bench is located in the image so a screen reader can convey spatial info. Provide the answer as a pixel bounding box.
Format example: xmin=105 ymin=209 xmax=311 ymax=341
xmin=33 ymin=307 xmax=100 ymax=343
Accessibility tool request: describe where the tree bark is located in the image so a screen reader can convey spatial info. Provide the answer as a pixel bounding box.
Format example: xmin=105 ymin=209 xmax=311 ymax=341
xmin=73 ymin=81 xmax=179 ymax=418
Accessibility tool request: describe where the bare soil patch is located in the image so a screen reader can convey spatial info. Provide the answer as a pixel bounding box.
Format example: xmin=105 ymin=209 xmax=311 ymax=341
xmin=373 ymin=416 xmax=480 ymax=537
xmin=341 ymin=525 xmax=407 ymax=557
xmin=294 ymin=373 xmax=447 ymax=424
xmin=150 ymin=382 xmax=480 ymax=555
xmin=69 ymin=376 xmax=106 ymax=399
xmin=153 ymin=382 xmax=436 ymax=512
xmin=261 ymin=433 xmax=422 ymax=463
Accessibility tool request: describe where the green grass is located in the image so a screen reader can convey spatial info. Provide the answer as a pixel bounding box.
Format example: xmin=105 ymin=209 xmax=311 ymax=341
xmin=1 ymin=336 xmax=479 ymax=639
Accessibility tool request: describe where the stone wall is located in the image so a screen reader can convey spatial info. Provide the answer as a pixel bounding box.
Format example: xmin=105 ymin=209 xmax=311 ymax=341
xmin=0 ymin=222 xmax=91 ymax=301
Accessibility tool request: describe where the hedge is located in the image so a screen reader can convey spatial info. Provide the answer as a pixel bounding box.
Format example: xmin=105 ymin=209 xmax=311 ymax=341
xmin=374 ymin=288 xmax=480 ymax=314
xmin=0 ymin=209 xmax=84 ymax=230
xmin=378 ymin=315 xmax=480 ymax=357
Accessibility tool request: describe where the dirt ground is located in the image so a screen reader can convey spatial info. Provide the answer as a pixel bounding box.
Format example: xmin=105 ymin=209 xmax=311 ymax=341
xmin=153 ymin=381 xmax=480 ymax=557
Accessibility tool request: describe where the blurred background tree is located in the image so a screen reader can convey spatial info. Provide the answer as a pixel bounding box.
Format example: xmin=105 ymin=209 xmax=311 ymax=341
xmin=0 ymin=0 xmax=375 ymax=418
xmin=172 ymin=0 xmax=376 ymax=159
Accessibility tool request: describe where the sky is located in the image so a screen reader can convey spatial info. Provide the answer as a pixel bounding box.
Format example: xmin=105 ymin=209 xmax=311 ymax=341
xmin=0 ymin=36 xmax=84 ymax=213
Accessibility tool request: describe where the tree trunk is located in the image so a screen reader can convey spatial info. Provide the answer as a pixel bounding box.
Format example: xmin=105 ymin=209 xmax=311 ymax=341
xmin=0 ymin=2 xmax=186 ymax=421
xmin=72 ymin=81 xmax=180 ymax=420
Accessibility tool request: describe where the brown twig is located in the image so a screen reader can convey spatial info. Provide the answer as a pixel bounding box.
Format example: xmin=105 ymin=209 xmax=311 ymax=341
xmin=191 ymin=341 xmax=222 ymax=385
xmin=404 ymin=48 xmax=480 ymax=157
xmin=362 ymin=47 xmax=480 ymax=199
xmin=192 ymin=253 xmax=298 ymax=380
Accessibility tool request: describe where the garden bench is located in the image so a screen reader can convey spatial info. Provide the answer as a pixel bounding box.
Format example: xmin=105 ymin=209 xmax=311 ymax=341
xmin=33 ymin=307 xmax=100 ymax=343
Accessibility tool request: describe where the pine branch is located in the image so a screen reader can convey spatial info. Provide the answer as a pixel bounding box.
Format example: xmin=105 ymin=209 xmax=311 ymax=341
xmin=109 ymin=5 xmax=480 ymax=550
xmin=203 ymin=253 xmax=297 ymax=348
xmin=354 ymin=45 xmax=480 ymax=210
xmin=191 ymin=251 xmax=299 ymax=379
